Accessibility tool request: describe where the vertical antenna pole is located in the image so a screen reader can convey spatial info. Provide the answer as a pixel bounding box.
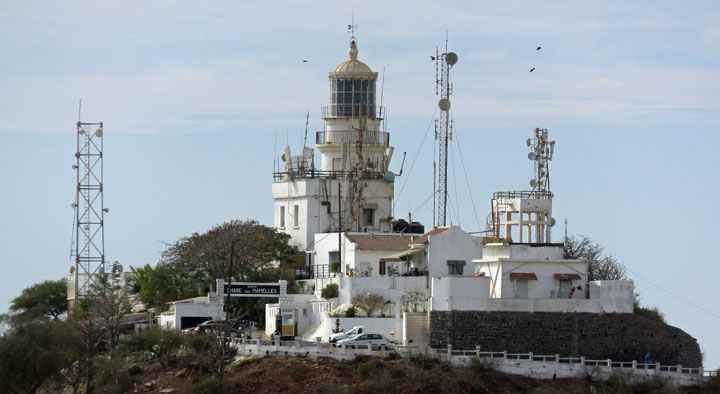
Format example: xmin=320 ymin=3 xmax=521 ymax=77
xmin=338 ymin=182 xmax=342 ymax=274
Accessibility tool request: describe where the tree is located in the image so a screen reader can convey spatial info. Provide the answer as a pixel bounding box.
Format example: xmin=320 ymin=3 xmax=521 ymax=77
xmin=131 ymin=263 xmax=201 ymax=308
xmin=0 ymin=320 xmax=81 ymax=394
xmin=159 ymin=219 xmax=293 ymax=287
xmin=69 ymin=269 xmax=132 ymax=394
xmin=563 ymin=234 xmax=627 ymax=281
xmin=9 ymin=279 xmax=67 ymax=322
xmin=351 ymin=292 xmax=389 ymax=317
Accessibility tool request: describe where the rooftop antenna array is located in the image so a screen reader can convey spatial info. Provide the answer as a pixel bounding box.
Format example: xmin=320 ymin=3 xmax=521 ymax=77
xmin=70 ymin=118 xmax=108 ymax=306
xmin=527 ymin=127 xmax=555 ymax=195
xmin=433 ymin=34 xmax=458 ymax=227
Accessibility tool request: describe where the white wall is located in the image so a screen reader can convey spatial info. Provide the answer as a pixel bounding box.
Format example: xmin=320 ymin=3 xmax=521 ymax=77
xmin=589 ymin=280 xmax=634 ymax=313
xmin=159 ymin=299 xmax=225 ymax=330
xmin=310 ymin=315 xmax=403 ymax=343
xmin=498 ymin=260 xmax=588 ymax=299
xmin=426 ymin=227 xmax=483 ymax=278
xmin=431 ymin=276 xmax=491 ymax=311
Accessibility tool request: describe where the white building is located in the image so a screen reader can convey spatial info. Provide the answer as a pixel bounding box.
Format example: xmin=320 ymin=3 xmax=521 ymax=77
xmin=262 ymin=38 xmax=634 ymax=346
xmin=272 ymin=36 xmax=396 ymax=251
xmin=158 ymin=295 xmax=225 ymax=331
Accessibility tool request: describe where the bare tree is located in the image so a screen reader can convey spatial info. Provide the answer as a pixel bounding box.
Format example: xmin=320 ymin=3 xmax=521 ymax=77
xmin=351 ymin=292 xmax=389 ymax=317
xmin=564 ymin=234 xmax=627 ymax=281
xmin=69 ymin=267 xmax=132 ymax=394
xmin=399 ymin=290 xmax=427 ymax=313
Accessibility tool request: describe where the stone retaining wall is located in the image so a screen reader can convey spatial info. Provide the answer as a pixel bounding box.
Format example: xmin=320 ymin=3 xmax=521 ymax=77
xmin=429 ymin=311 xmax=702 ymax=367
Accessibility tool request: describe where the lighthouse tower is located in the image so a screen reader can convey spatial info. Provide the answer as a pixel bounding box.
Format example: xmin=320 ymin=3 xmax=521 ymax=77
xmin=272 ymin=36 xmax=396 ymax=251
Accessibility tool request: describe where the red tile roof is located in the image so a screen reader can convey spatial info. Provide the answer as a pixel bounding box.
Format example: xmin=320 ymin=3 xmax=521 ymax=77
xmin=409 ymin=227 xmax=451 ymax=245
xmin=345 ymin=233 xmax=412 ymax=252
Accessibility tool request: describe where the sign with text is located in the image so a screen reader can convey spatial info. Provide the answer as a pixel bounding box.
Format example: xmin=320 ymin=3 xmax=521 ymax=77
xmin=219 ymin=282 xmax=281 ymax=297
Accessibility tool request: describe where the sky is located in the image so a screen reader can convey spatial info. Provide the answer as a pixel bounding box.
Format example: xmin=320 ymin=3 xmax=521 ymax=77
xmin=1 ymin=0 xmax=719 ymax=369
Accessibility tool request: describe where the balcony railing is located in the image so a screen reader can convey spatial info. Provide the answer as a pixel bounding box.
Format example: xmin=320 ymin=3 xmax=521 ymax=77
xmin=493 ymin=190 xmax=553 ymax=200
xmin=272 ymin=169 xmax=386 ymax=181
xmin=316 ymin=130 xmax=389 ymax=146
xmin=321 ymin=105 xmax=386 ymax=119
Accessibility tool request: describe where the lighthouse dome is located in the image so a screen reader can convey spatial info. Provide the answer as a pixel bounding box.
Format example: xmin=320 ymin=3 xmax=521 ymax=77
xmin=331 ymin=39 xmax=377 ymax=78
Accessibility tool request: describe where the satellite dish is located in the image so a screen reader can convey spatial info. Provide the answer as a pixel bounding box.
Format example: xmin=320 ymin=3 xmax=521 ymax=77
xmin=302 ymin=147 xmax=313 ymax=158
xmin=438 ymin=98 xmax=451 ymax=112
xmin=550 ymin=218 xmax=557 ymax=227
xmin=78 ymin=129 xmax=85 ymax=135
xmin=528 ymin=152 xmax=536 ymax=160
xmin=95 ymin=128 xmax=103 ymax=137
xmin=383 ymin=171 xmax=396 ymax=183
xmin=530 ymin=179 xmax=537 ymax=187
xmin=445 ymin=52 xmax=458 ymax=66
xmin=281 ymin=154 xmax=286 ymax=162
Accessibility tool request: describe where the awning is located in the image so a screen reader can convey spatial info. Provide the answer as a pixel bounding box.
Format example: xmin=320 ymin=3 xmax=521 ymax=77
xmin=382 ymin=246 xmax=426 ymax=261
xmin=509 ymin=272 xmax=538 ymax=280
xmin=554 ymin=273 xmax=582 ymax=280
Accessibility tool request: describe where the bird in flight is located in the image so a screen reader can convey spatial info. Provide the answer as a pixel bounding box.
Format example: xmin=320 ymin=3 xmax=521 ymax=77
xmin=530 ymin=67 xmax=535 ymax=73
xmin=536 ymin=46 xmax=542 ymax=50
xmin=302 ymin=60 xmax=308 ymax=63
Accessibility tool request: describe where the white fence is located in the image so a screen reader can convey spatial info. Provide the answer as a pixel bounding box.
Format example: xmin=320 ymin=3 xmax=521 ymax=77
xmin=228 ymin=338 xmax=709 ymax=386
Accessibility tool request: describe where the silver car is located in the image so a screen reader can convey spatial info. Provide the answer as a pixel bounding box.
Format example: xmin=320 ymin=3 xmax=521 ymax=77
xmin=336 ymin=333 xmax=389 ymax=350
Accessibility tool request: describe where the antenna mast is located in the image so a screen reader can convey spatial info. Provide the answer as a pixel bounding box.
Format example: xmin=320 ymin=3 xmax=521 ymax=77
xmin=434 ymin=35 xmax=458 ymax=227
xmin=527 ymin=127 xmax=555 ymax=195
xmin=71 ymin=120 xmax=107 ymax=307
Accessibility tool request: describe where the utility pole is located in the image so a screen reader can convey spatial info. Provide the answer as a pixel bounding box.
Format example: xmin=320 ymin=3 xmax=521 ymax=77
xmin=338 ymin=182 xmax=342 ymax=275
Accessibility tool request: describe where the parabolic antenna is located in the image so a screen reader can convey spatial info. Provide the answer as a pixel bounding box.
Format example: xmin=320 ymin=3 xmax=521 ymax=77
xmin=528 ymin=152 xmax=537 ymax=160
xmin=530 ymin=179 xmax=537 ymax=187
xmin=383 ymin=171 xmax=396 ymax=183
xmin=438 ymin=98 xmax=451 ymax=112
xmin=550 ymin=218 xmax=557 ymax=227
xmin=95 ymin=128 xmax=103 ymax=137
xmin=446 ymin=52 xmax=458 ymax=66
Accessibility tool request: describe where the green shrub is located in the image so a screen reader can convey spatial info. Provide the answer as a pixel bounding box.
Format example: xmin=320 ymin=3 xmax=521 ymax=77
xmin=330 ymin=262 xmax=341 ymax=273
xmin=345 ymin=306 xmax=356 ymax=317
xmin=357 ymin=362 xmax=374 ymax=376
xmin=128 ymin=364 xmax=143 ymax=375
xmin=387 ymin=351 xmax=401 ymax=360
xmin=706 ymin=371 xmax=720 ymax=393
xmin=190 ymin=376 xmax=223 ymax=394
xmin=321 ymin=283 xmax=339 ymax=299
xmin=284 ymin=358 xmax=307 ymax=381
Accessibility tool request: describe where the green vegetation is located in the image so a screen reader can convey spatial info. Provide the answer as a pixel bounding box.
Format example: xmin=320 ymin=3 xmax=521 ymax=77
xmin=351 ymin=292 xmax=390 ymax=317
xmin=9 ymin=279 xmax=67 ymax=322
xmin=321 ymin=283 xmax=339 ymax=299
xmin=190 ymin=376 xmax=224 ymax=394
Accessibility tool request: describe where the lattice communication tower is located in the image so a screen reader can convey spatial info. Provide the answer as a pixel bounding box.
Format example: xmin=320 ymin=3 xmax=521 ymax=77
xmin=71 ymin=121 xmax=107 ymax=303
xmin=527 ymin=127 xmax=555 ymax=195
xmin=433 ymin=40 xmax=458 ymax=227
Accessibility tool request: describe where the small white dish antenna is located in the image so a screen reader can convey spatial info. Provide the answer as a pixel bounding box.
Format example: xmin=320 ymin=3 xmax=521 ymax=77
xmin=78 ymin=129 xmax=85 ymax=135
xmin=95 ymin=128 xmax=103 ymax=137
xmin=530 ymin=179 xmax=537 ymax=187
xmin=445 ymin=52 xmax=458 ymax=66
xmin=528 ymin=152 xmax=536 ymax=160
xmin=438 ymin=98 xmax=451 ymax=112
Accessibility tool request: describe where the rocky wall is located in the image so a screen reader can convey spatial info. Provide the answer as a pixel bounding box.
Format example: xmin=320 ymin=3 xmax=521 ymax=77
xmin=429 ymin=311 xmax=702 ymax=367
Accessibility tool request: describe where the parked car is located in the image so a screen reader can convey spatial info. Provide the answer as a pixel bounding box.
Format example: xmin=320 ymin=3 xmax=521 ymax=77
xmin=329 ymin=326 xmax=365 ymax=343
xmin=335 ymin=333 xmax=389 ymax=350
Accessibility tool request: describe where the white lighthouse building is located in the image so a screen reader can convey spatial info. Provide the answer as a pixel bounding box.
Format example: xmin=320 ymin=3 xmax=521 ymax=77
xmin=272 ymin=36 xmax=396 ymax=251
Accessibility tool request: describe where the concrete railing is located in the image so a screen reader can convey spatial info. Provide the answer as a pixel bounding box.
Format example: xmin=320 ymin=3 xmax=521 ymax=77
xmin=228 ymin=338 xmax=708 ymax=386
